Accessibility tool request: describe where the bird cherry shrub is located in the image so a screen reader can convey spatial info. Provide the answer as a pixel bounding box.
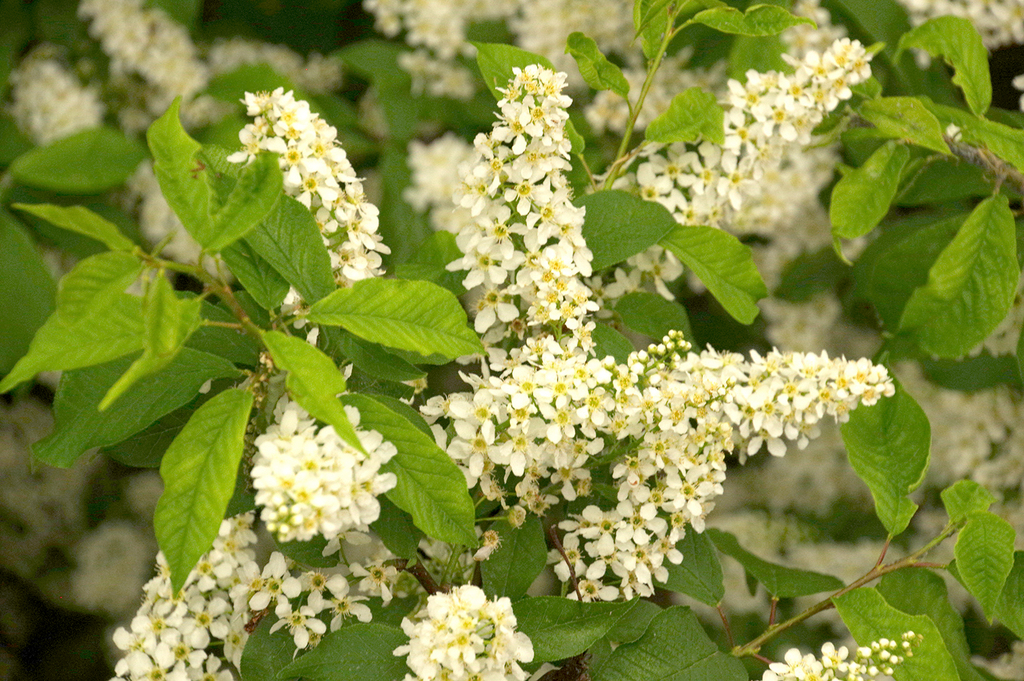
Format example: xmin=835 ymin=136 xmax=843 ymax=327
xmin=0 ymin=2 xmax=1023 ymax=681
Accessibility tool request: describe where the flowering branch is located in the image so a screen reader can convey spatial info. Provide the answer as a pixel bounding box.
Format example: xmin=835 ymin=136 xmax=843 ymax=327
xmin=393 ymin=558 xmax=445 ymax=595
xmin=732 ymin=521 xmax=958 ymax=658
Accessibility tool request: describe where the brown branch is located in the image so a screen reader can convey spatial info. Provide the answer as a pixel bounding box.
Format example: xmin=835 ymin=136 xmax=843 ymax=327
xmin=392 ymin=559 xmax=446 ymax=595
xmin=548 ymin=524 xmax=583 ymax=601
xmin=944 ymin=135 xmax=1024 ymax=197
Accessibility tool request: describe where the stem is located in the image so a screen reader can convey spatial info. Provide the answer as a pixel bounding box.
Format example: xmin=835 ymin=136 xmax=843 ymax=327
xmin=202 ymin=319 xmax=244 ymax=330
xmin=393 ymin=559 xmax=445 ymax=595
xmin=875 ymin=536 xmax=891 ymax=568
xmin=548 ymin=524 xmax=583 ymax=601
xmin=718 ymin=603 xmax=735 ymax=648
xmin=944 ymin=135 xmax=1024 ymax=197
xmin=733 ymin=523 xmax=958 ymax=658
xmin=768 ymin=598 xmax=778 ymax=627
xmin=602 ymin=10 xmax=678 ymax=190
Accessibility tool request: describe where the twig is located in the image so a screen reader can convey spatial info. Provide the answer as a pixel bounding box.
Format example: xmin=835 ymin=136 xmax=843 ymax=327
xmin=944 ymin=135 xmax=1024 ymax=197
xmin=548 ymin=524 xmax=583 ymax=601
xmin=874 ymin=536 xmax=891 ymax=568
xmin=718 ymin=603 xmax=735 ymax=648
xmin=392 ymin=559 xmax=445 ymax=595
xmin=768 ymin=597 xmax=779 ymax=627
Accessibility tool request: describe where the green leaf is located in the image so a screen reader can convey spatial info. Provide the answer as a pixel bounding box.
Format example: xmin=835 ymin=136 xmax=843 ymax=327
xmin=590 ymin=606 xmax=747 ymax=681
xmin=954 ymin=511 xmax=1016 ymax=621
xmin=656 ymin=529 xmax=724 ymax=606
xmin=857 ymin=97 xmax=951 ymax=155
xmin=155 ymin=388 xmax=253 ymax=593
xmin=100 ymin=276 xmax=203 ymax=409
xmin=899 ymin=196 xmax=1018 ymax=358
xmin=149 ymin=100 xmax=284 ymax=251
xmin=204 ymin=63 xmax=303 ymax=104
xmin=840 ymin=379 xmax=930 ymax=537
xmin=13 ymin=203 xmax=135 ymax=251
xmin=994 ymin=551 xmax=1024 ymax=638
xmin=261 ymin=330 xmax=363 ymax=453
xmin=602 ymin=599 xmax=662 ymax=645
xmin=278 ymin=623 xmax=408 ymax=681
xmin=102 ymin=406 xmax=193 ymax=469
xmin=322 ymin=328 xmax=426 ymax=384
xmin=394 ymin=231 xmax=467 ymax=296
xmin=371 ymin=497 xmax=423 ymax=560
xmin=276 ymin=535 xmax=335 ymax=569
xmin=565 ymin=32 xmax=630 ymax=97
xmin=633 ymin=0 xmax=671 ymax=60
xmin=307 ymin=279 xmax=484 ymax=362
xmin=240 ymin=615 xmax=299 ymax=681
xmin=150 ymin=0 xmax=201 ymax=26
xmin=244 ymin=195 xmax=336 ymax=303
xmin=592 ymin=323 xmax=634 ymax=364
xmin=0 ymin=253 xmax=145 ymax=393
xmin=877 ymin=569 xmax=986 ymax=681
xmin=33 ymin=348 xmax=239 ymax=467
xmin=660 ymin=224 xmax=768 ymax=324
xmin=895 ymin=157 xmax=994 ymax=206
xmin=0 ymin=211 xmax=55 ymax=375
xmin=897 ymin=17 xmax=991 ymax=116
xmin=645 ymin=87 xmax=725 ymax=145
xmin=340 ymin=393 xmax=477 ymax=546
xmin=186 ymin=298 xmax=261 ymax=367
xmin=576 ymin=190 xmax=681 ymax=272
xmin=8 ymin=127 xmax=146 ymax=193
xmin=688 ymin=5 xmax=814 ymax=37
xmin=833 ymin=587 xmax=960 ymax=681
xmin=481 ymin=515 xmax=548 ymax=600
xmin=474 ymin=42 xmax=557 ymax=100
xmin=513 ymin=597 xmax=639 ymax=663
xmin=221 ymin=240 xmax=290 ymax=311
xmin=831 ymin=141 xmax=911 ymax=240
xmin=706 ymin=528 xmax=844 ymax=598
xmin=941 ymin=480 xmax=996 ymax=523
xmin=614 ymin=292 xmax=692 ymax=343
xmin=922 ymin=100 xmax=1024 ymax=174
xmin=729 ymin=34 xmax=788 ymax=81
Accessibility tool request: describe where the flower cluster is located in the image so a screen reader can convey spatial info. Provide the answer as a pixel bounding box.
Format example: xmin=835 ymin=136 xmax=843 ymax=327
xmin=228 ymin=88 xmax=391 ymax=293
xmin=7 ymin=46 xmax=105 ymax=145
xmin=448 ymin=65 xmax=597 ymax=342
xmin=394 ymin=584 xmax=534 ymax=681
xmin=763 ymin=633 xmax=922 ymax=681
xmin=109 ymin=514 xmax=260 ymax=680
xmin=405 ymin=133 xmax=479 ymax=235
xmin=620 ymin=38 xmax=873 ymax=230
xmin=251 ymin=397 xmax=398 ymax=543
xmin=897 ymin=0 xmax=1024 ymax=49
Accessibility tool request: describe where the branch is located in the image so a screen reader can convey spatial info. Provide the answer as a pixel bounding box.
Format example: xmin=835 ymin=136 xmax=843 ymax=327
xmin=392 ymin=559 xmax=445 ymax=595
xmin=944 ymin=135 xmax=1024 ymax=197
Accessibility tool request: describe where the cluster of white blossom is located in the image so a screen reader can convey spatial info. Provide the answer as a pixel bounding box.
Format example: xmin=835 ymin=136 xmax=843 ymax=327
xmin=252 ymin=397 xmax=398 ymax=543
xmin=207 ymin=38 xmax=343 ymax=94
xmin=763 ymin=634 xmax=921 ymax=681
xmin=785 ymin=0 xmax=850 ymax=58
xmin=109 ymin=514 xmax=260 ymax=680
xmin=405 ymin=133 xmax=479 ymax=234
xmin=77 ymin=0 xmax=222 ymax=132
xmin=394 ymin=584 xmax=534 ymax=681
xmin=7 ymin=46 xmax=105 ymax=145
xmin=228 ymin=88 xmax=390 ymax=293
xmin=1015 ymin=74 xmax=1024 ymax=111
xmin=448 ymin=65 xmax=597 ymax=342
xmin=897 ymin=0 xmax=1024 ymax=49
xmin=619 ymin=38 xmax=873 ymax=230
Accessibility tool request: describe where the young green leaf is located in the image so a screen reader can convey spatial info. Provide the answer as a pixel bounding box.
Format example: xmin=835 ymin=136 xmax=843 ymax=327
xmin=954 ymin=511 xmax=1016 ymax=621
xmin=278 ymin=623 xmax=409 ymax=681
xmin=576 ymin=190 xmax=681 ymax=271
xmin=239 ymin=616 xmax=299 ymax=681
xmin=512 ymin=597 xmax=639 ymax=662
xmin=341 ymin=393 xmax=477 ymax=546
xmin=857 ymin=97 xmax=951 ymax=155
xmin=687 ymin=5 xmax=813 ymax=37
xmin=371 ymin=497 xmax=423 ymax=560
xmin=394 ymin=231 xmax=467 ymax=296
xmin=8 ymin=127 xmax=146 ymax=193
xmin=322 ymin=328 xmax=426 ymax=384
xmin=941 ymin=479 xmax=996 ymax=523
xmin=660 ymin=224 xmax=768 ymax=324
xmin=592 ymin=323 xmax=635 ymax=364
xmin=481 ymin=515 xmax=548 ymax=600
xmin=243 ymin=195 xmax=336 ymax=303
xmin=614 ymin=291 xmax=693 ymax=343
xmin=0 ymin=251 xmax=146 ymax=393
xmin=0 ymin=211 xmax=55 ymax=376
xmin=591 ymin=606 xmax=747 ymax=681
xmin=922 ymin=100 xmax=1024 ymax=173
xmin=897 ymin=16 xmax=991 ymax=116
xmin=13 ymin=203 xmax=136 ymax=251
xmin=995 ymin=552 xmax=1024 ymax=638
xmin=220 ymin=240 xmax=290 ymax=311
xmin=260 ymin=330 xmax=363 ymax=453
xmin=899 ymin=196 xmax=1018 ymax=358
xmin=565 ymin=32 xmax=629 ymax=97
xmin=32 ymin=348 xmax=239 ymax=467
xmin=656 ymin=529 xmax=724 ymax=606
xmin=878 ymin=569 xmax=987 ymax=681
xmin=707 ymin=528 xmax=844 ymax=597
xmin=148 ymin=99 xmax=284 ymax=251
xmin=154 ymin=388 xmax=253 ymax=593
xmin=833 ymin=588 xmax=960 ymax=681
xmin=831 ymin=141 xmax=911 ymax=240
xmin=645 ymin=87 xmax=725 ymax=145
xmin=633 ymin=0 xmax=671 ymax=60
xmin=100 ymin=276 xmax=203 ymax=409
xmin=307 ymin=279 xmax=484 ymax=361
xmin=840 ymin=379 xmax=930 ymax=537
